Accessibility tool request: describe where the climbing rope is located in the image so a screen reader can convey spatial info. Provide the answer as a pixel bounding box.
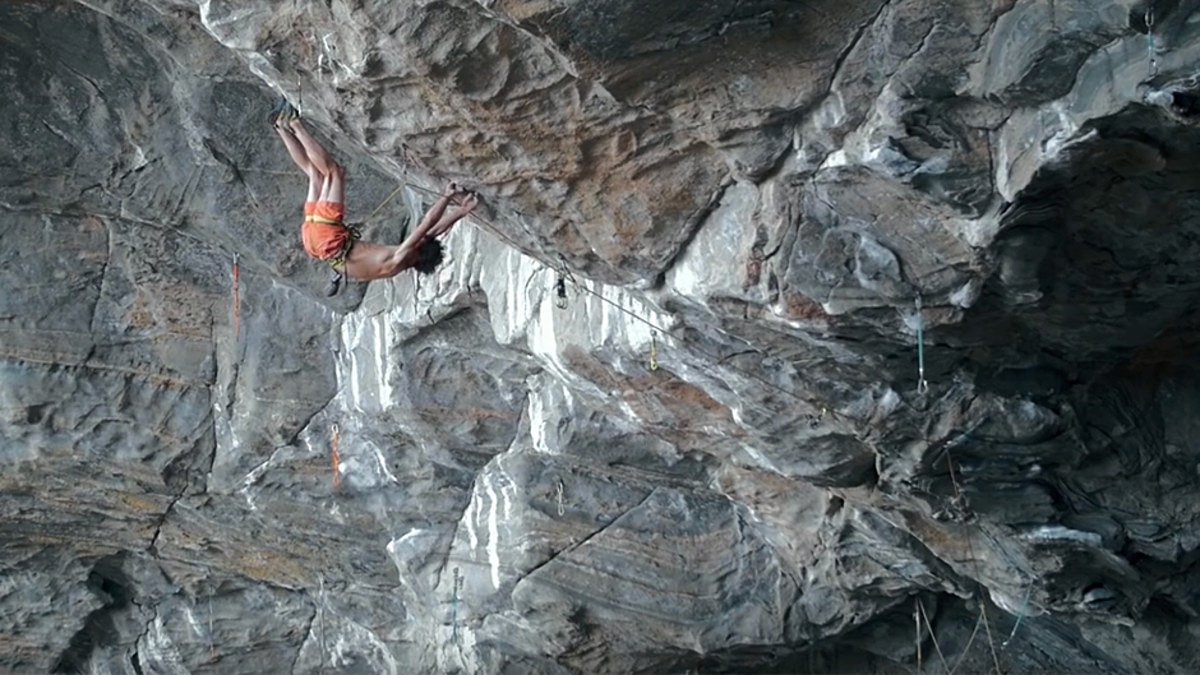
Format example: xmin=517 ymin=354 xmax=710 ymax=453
xmin=363 ymin=184 xmax=406 ymax=225
xmin=914 ymin=598 xmax=922 ymax=673
xmin=1001 ymin=585 xmax=1034 ymax=648
xmin=917 ymin=599 xmax=949 ymax=673
xmin=980 ymin=601 xmax=1003 ymax=673
xmin=915 ymin=294 xmax=928 ymax=394
xmin=330 ymin=423 xmax=341 ymax=489
xmin=948 ymin=603 xmax=986 ymax=675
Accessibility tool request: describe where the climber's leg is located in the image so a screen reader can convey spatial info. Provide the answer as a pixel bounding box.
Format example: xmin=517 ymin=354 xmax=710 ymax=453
xmin=287 ymin=119 xmax=342 ymax=182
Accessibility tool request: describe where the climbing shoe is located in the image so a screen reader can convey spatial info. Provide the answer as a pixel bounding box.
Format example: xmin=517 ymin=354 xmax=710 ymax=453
xmin=324 ymin=270 xmax=343 ymax=297
xmin=268 ymin=97 xmax=300 ymax=128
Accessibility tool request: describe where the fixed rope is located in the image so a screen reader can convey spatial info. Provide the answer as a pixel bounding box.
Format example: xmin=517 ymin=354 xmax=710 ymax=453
xmin=362 ymin=184 xmax=406 ymax=225
xmin=918 ymin=598 xmax=949 ymax=673
xmin=1001 ymin=585 xmax=1034 ymax=648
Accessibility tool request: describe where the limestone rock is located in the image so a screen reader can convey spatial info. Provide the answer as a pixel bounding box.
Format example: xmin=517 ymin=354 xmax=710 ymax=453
xmin=5 ymin=0 xmax=1200 ymax=673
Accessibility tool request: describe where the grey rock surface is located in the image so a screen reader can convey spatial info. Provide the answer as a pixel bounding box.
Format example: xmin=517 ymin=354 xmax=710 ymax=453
xmin=5 ymin=0 xmax=1200 ymax=673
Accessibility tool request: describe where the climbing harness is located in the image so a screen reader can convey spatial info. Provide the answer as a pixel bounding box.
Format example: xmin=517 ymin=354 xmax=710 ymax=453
xmin=914 ymin=295 xmax=929 ymax=394
xmin=231 ymin=254 xmax=241 ymax=339
xmin=330 ymin=423 xmax=341 ymax=489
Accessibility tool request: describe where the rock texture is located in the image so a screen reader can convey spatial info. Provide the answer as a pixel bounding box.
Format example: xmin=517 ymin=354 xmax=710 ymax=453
xmin=5 ymin=0 xmax=1200 ymax=673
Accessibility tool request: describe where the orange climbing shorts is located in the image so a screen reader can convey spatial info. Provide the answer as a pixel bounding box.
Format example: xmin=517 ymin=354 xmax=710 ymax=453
xmin=301 ymin=201 xmax=355 ymax=267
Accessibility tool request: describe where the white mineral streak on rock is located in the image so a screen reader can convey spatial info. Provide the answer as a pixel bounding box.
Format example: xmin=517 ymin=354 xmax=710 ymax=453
xmin=238 ymin=447 xmax=285 ymax=512
xmin=181 ymin=603 xmax=204 ymax=639
xmin=385 ymin=529 xmax=425 ymax=582
xmin=330 ymin=617 xmax=401 ymax=675
xmin=464 ymin=482 xmax=479 ymax=552
xmin=139 ymin=612 xmax=188 ymax=675
xmin=338 ymin=310 xmax=393 ymax=414
xmin=739 ymin=441 xmax=782 ymax=475
xmin=197 ymin=1 xmax=269 ymax=51
xmin=528 ymin=375 xmax=574 ymax=455
xmin=1022 ymin=525 xmax=1103 ymax=547
xmin=528 ymin=382 xmax=553 ymax=454
xmin=486 ymin=470 xmax=502 ymax=590
xmin=666 ymin=181 xmax=760 ymax=303
xmin=500 ymin=453 xmax=515 ymax=526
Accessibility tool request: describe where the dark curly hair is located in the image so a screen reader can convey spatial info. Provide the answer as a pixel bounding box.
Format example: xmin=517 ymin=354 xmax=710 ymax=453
xmin=412 ymin=239 xmax=444 ymax=275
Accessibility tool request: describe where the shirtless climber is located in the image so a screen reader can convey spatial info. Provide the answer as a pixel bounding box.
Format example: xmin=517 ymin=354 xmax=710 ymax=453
xmin=269 ymin=99 xmax=478 ymax=296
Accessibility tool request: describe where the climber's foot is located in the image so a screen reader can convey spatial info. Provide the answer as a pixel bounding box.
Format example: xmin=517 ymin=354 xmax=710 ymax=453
xmin=324 ymin=270 xmax=343 ymax=297
xmin=270 ymin=97 xmax=300 ymax=130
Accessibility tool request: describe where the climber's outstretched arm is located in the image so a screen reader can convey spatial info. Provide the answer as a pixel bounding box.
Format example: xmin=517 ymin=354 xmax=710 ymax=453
xmin=405 ymin=182 xmax=469 ymax=246
xmin=340 ymin=185 xmax=478 ymax=281
xmin=429 ymin=193 xmax=478 ymax=238
xmin=414 ymin=182 xmax=465 ymax=235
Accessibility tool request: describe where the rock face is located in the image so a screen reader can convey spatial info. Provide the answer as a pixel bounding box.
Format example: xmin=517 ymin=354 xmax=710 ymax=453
xmin=4 ymin=0 xmax=1200 ymax=673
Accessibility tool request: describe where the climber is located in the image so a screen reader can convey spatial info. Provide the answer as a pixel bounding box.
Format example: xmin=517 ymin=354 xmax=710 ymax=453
xmin=269 ymin=98 xmax=478 ymax=296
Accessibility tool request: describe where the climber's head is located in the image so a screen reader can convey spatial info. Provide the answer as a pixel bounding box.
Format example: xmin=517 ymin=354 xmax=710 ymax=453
xmin=412 ymin=238 xmax=444 ymax=275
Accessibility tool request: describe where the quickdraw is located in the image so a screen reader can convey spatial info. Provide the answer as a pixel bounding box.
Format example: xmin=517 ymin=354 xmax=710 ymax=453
xmin=554 ymin=275 xmax=569 ymax=309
